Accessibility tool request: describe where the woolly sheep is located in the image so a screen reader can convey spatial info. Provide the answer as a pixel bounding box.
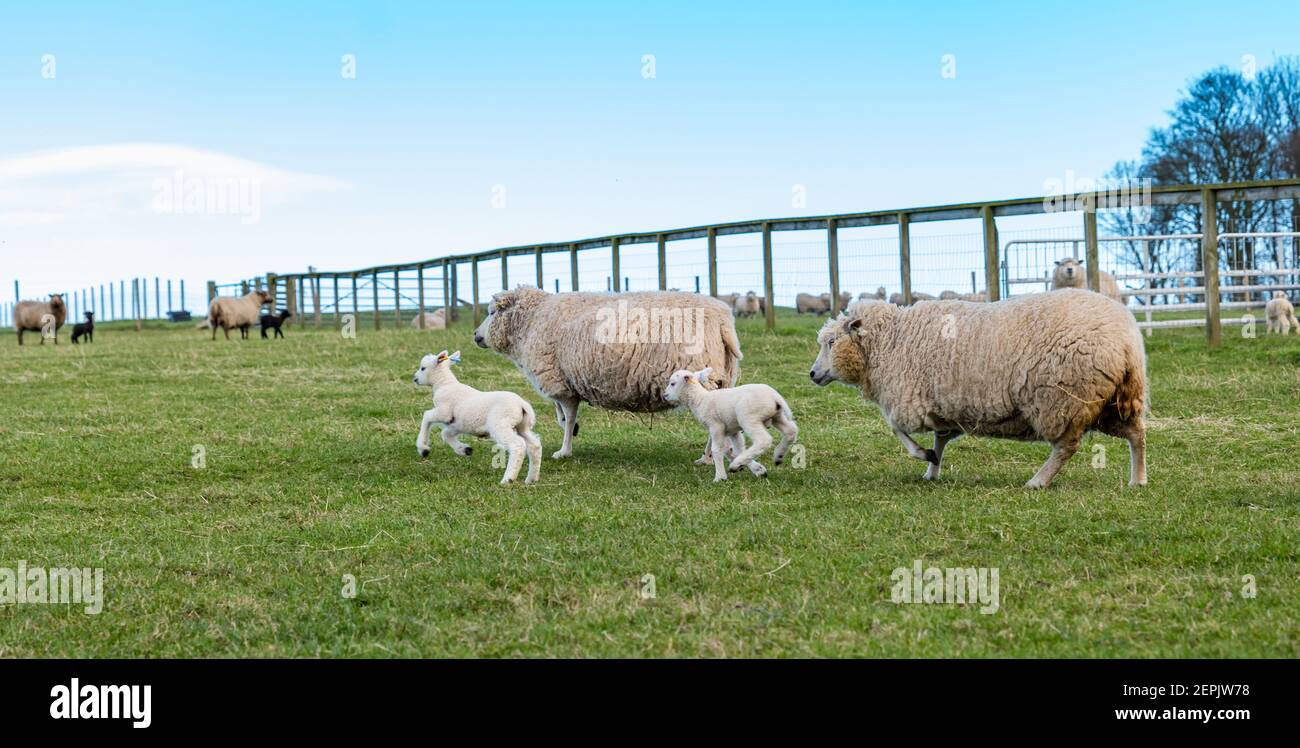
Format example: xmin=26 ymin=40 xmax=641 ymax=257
xmin=888 ymin=291 xmax=935 ymax=305
xmin=939 ymin=290 xmax=960 ymax=300
xmin=1052 ymin=258 xmax=1123 ymax=304
xmin=716 ymin=293 xmax=739 ymax=308
xmin=858 ymin=287 xmax=887 ymax=302
xmin=1266 ymin=291 xmax=1297 ymax=334
xmin=796 ymin=292 xmax=832 ymax=315
xmin=206 ymin=289 xmax=272 ymax=340
xmin=473 ymin=287 xmax=742 ymax=459
xmin=409 ymin=308 xmax=448 ymax=330
xmin=733 ymin=291 xmax=761 ymax=318
xmin=664 ymin=367 xmax=798 ymax=481
xmin=14 ymin=294 xmax=67 ymax=345
xmin=809 ymin=290 xmax=1148 ymax=488
xmin=412 ymin=350 xmax=542 ymax=484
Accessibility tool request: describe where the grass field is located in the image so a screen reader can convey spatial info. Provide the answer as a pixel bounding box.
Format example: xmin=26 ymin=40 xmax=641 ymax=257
xmin=1 ymin=310 xmax=1297 ymax=657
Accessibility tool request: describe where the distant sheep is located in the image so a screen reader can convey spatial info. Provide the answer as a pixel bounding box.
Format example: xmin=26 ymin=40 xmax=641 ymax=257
xmin=474 ymin=287 xmax=742 ymax=459
xmin=716 ymin=293 xmax=739 ymax=308
xmin=409 ymin=308 xmax=447 ymax=330
xmin=206 ymin=290 xmax=272 ymax=340
xmin=733 ymin=291 xmax=761 ymax=318
xmin=796 ymin=292 xmax=832 ymax=315
xmin=1266 ymin=291 xmax=1297 ymax=334
xmin=71 ymin=311 xmax=95 ymax=344
xmin=859 ymin=287 xmax=887 ymax=302
xmin=260 ymin=309 xmax=293 ymax=339
xmin=665 ymin=367 xmax=798 ymax=481
xmin=888 ymin=291 xmax=935 ymax=305
xmin=810 ymin=290 xmax=1148 ymax=488
xmin=413 ymin=350 xmax=541 ymax=484
xmin=1052 ymin=258 xmax=1123 ymax=304
xmin=14 ymin=294 xmax=67 ymax=345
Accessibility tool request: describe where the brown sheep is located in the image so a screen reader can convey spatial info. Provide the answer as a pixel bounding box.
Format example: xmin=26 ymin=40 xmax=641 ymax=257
xmin=206 ymin=290 xmax=272 ymax=340
xmin=14 ymin=294 xmax=67 ymax=345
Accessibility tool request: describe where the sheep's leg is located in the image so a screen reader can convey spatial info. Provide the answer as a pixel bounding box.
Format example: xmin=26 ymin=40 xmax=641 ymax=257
xmin=552 ymin=397 xmax=579 ymax=459
xmin=695 ymin=435 xmax=714 ymax=465
xmin=772 ymin=412 xmax=799 ymax=466
xmin=521 ymin=428 xmax=542 ymax=484
xmin=709 ymin=426 xmax=728 ymax=482
xmin=729 ymin=418 xmax=772 ymax=475
xmin=891 ymin=425 xmax=939 ymax=466
xmin=1025 ymin=431 xmax=1082 ymax=489
xmin=416 ymin=409 xmax=437 ymax=458
xmin=1111 ymin=418 xmax=1148 ymax=487
xmin=440 ymin=427 xmax=472 ymax=456
xmin=731 ymin=433 xmax=764 ymax=476
xmin=17 ymin=329 xmax=23 ymax=346
xmin=923 ymin=431 xmax=962 ymax=481
xmin=496 ymin=431 xmax=527 ymax=484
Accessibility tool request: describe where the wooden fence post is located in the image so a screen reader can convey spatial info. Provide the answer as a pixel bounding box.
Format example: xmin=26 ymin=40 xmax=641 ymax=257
xmin=1084 ymin=203 xmax=1101 ymax=293
xmin=133 ymin=278 xmax=142 ymax=331
xmin=351 ymin=273 xmax=359 ymax=329
xmin=982 ymin=205 xmax=1001 ymax=302
xmin=372 ymin=270 xmax=381 ymax=330
xmin=827 ymin=218 xmax=841 ymax=314
xmin=535 ymin=246 xmax=544 ymax=288
xmin=657 ymin=234 xmax=667 ymax=290
xmin=450 ymin=262 xmax=460 ymax=321
xmin=471 ymin=256 xmax=481 ymax=325
xmin=266 ymin=273 xmax=278 ymax=313
xmin=331 ymin=275 xmax=340 ymax=329
xmin=762 ymin=222 xmax=775 ymax=331
xmin=284 ymin=277 xmax=296 ymax=326
xmin=442 ymin=260 xmax=451 ymax=323
xmin=611 ymin=238 xmax=621 ymax=292
xmin=1202 ymin=188 xmax=1222 ymax=348
xmin=707 ymin=227 xmax=718 ymax=297
xmin=313 ymin=274 xmax=322 ymax=328
xmin=898 ymin=212 xmax=912 ymax=305
xmin=501 ymin=249 xmax=509 ymax=290
xmin=570 ymin=244 xmax=579 ymax=291
xmin=391 ymin=269 xmax=401 ymax=328
xmin=417 ymin=265 xmax=426 ymax=330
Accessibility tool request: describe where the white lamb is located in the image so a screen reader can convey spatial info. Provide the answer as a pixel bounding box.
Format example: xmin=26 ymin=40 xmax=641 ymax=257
xmin=664 ymin=367 xmax=799 ymax=481
xmin=412 ymin=350 xmax=542 ymax=485
xmin=1266 ymin=291 xmax=1297 ymax=335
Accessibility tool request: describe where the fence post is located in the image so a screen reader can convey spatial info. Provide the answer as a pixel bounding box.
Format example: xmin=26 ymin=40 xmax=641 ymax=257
xmin=501 ymin=249 xmax=509 ymax=290
xmin=154 ymin=278 xmax=160 ymax=319
xmin=206 ymin=281 xmax=217 ymax=305
xmin=393 ymin=269 xmax=401 ymax=328
xmin=611 ymin=238 xmax=621 ymax=292
xmin=570 ymin=244 xmax=579 ymax=291
xmin=442 ymin=260 xmax=451 ymax=323
xmin=179 ymin=280 xmax=185 ymax=313
xmin=166 ymin=279 xmax=173 ymax=312
xmin=450 ymin=261 xmax=460 ymax=321
xmin=471 ymin=256 xmax=481 ymax=325
xmin=332 ymin=275 xmax=340 ymax=330
xmin=1083 ymin=204 xmax=1101 ymax=293
xmin=762 ymin=222 xmax=775 ymax=331
xmin=707 ymin=227 xmax=718 ymax=297
xmin=535 ymin=246 xmax=544 ymax=288
xmin=898 ymin=212 xmax=913 ymax=305
xmin=311 ymin=274 xmax=321 ymax=328
xmin=283 ymin=277 xmax=296 ymax=327
xmin=827 ymin=218 xmax=841 ymax=315
xmin=372 ymin=270 xmax=381 ymax=330
xmin=1202 ymin=188 xmax=1222 ymax=348
xmin=982 ymin=205 xmax=1001 ymax=302
xmin=133 ymin=278 xmax=142 ymax=332
xmin=417 ymin=264 xmax=426 ymax=330
xmin=657 ymin=234 xmax=667 ymax=290
xmin=351 ymin=273 xmax=359 ymax=329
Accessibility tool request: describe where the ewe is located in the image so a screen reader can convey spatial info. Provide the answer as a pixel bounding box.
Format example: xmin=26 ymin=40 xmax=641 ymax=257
xmin=810 ymin=292 xmax=1148 ymax=489
xmin=14 ymin=294 xmax=67 ymax=345
xmin=733 ymin=291 xmax=761 ymax=318
xmin=413 ymin=350 xmax=542 ymax=485
xmin=1052 ymin=258 xmax=1124 ymax=304
xmin=1266 ymin=291 xmax=1297 ymax=335
xmin=664 ymin=367 xmax=798 ymax=482
xmin=473 ymin=287 xmax=742 ymax=459
xmin=206 ymin=289 xmax=272 ymax=340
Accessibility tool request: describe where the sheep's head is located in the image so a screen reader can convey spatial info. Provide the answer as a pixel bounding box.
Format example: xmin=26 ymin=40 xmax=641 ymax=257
xmin=810 ymin=301 xmax=891 ymax=389
xmin=664 ymin=367 xmax=711 ymax=403
xmin=253 ymin=290 xmax=273 ymax=306
xmin=1053 ymin=258 xmax=1085 ymax=289
xmin=474 ymin=285 xmax=547 ymax=352
xmin=48 ymin=294 xmax=65 ymax=313
xmin=413 ymin=350 xmax=460 ymax=386
xmin=1274 ymin=290 xmax=1287 ymax=300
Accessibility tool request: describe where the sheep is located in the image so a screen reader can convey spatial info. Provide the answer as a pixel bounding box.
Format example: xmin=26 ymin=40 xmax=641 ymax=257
xmin=939 ymin=290 xmax=960 ymax=300
xmin=71 ymin=311 xmax=95 ymax=344
xmin=473 ymin=286 xmax=743 ymax=459
xmin=259 ymin=309 xmax=293 ymax=339
xmin=733 ymin=291 xmax=761 ymax=318
xmin=1052 ymin=258 xmax=1123 ymax=304
xmin=206 ymin=289 xmax=272 ymax=340
xmin=809 ymin=290 xmax=1148 ymax=489
xmin=716 ymin=293 xmax=739 ymax=308
xmin=409 ymin=308 xmax=447 ymax=330
xmin=796 ymin=292 xmax=832 ymax=315
xmin=959 ymin=290 xmax=989 ymax=302
xmin=858 ymin=287 xmax=887 ymax=302
xmin=412 ymin=350 xmax=542 ymax=484
xmin=888 ymin=291 xmax=935 ymax=305
xmin=664 ymin=367 xmax=798 ymax=482
xmin=1266 ymin=291 xmax=1297 ymax=334
xmin=14 ymin=294 xmax=67 ymax=345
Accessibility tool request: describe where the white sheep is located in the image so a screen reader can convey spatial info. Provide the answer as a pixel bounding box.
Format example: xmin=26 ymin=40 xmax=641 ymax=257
xmin=412 ymin=350 xmax=542 ymax=485
xmin=409 ymin=308 xmax=447 ymax=330
xmin=810 ymin=291 xmax=1148 ymax=489
xmin=733 ymin=291 xmax=761 ymax=318
xmin=1266 ymin=291 xmax=1297 ymax=334
xmin=664 ymin=367 xmax=798 ymax=481
xmin=1052 ymin=258 xmax=1123 ymax=304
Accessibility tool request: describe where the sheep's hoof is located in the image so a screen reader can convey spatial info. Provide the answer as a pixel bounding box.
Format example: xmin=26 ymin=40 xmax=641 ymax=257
xmin=923 ymin=449 xmax=939 ymax=465
xmin=728 ymin=463 xmax=743 ymax=473
xmin=462 ymin=447 xmax=473 ymax=456
xmin=551 ymin=450 xmax=571 ymax=459
xmin=1023 ymin=479 xmax=1048 ymax=490
xmin=500 ymin=478 xmax=515 ymax=485
xmin=750 ymin=464 xmax=768 ymax=477
xmin=525 ymin=476 xmax=538 ymax=485
xmin=713 ymin=475 xmax=727 ymax=482
xmin=418 ymin=448 xmax=430 ymax=459
xmin=694 ymin=456 xmax=711 ymax=466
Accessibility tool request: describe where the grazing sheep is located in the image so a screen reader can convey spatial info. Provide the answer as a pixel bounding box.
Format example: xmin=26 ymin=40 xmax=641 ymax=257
xmin=259 ymin=309 xmax=293 ymax=339
xmin=206 ymin=289 xmax=272 ymax=340
xmin=1052 ymin=258 xmax=1123 ymax=304
xmin=809 ymin=291 xmax=1148 ymax=488
xmin=14 ymin=294 xmax=67 ymax=345
xmin=733 ymin=291 xmax=761 ymax=318
xmin=71 ymin=311 xmax=95 ymax=344
xmin=859 ymin=287 xmax=887 ymax=302
xmin=939 ymin=290 xmax=960 ymax=300
xmin=959 ymin=290 xmax=989 ymax=302
xmin=1266 ymin=291 xmax=1297 ymax=335
xmin=473 ymin=287 xmax=743 ymax=459
xmin=796 ymin=292 xmax=832 ymax=315
xmin=664 ymin=367 xmax=798 ymax=482
xmin=409 ymin=308 xmax=447 ymax=330
xmin=716 ymin=293 xmax=739 ymax=308
xmin=413 ymin=350 xmax=541 ymax=484
xmin=888 ymin=291 xmax=935 ymax=305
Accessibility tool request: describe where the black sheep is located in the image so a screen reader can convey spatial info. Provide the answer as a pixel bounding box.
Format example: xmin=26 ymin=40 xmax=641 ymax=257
xmin=260 ymin=309 xmax=292 ymax=339
xmin=71 ymin=311 xmax=95 ymax=344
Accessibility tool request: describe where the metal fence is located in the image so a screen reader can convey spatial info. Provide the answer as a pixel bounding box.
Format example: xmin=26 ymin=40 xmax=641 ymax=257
xmin=1 ymin=277 xmax=201 ymax=329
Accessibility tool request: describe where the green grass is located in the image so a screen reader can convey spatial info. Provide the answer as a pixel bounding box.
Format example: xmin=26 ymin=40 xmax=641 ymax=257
xmin=1 ymin=311 xmax=1297 ymax=658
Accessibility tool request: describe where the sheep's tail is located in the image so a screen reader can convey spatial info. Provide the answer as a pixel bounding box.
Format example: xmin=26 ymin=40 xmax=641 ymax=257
xmin=517 ymin=400 xmax=537 ymax=432
xmin=720 ymin=320 xmax=743 ymax=387
xmin=1114 ymin=341 xmax=1148 ymax=421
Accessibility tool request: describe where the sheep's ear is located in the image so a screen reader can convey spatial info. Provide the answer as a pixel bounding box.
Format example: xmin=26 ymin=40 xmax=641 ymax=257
xmin=493 ymin=292 xmax=515 ymax=311
xmin=848 ymin=318 xmax=865 ymax=335
xmin=696 ymin=367 xmax=713 ymax=384
xmin=448 ymin=350 xmax=461 ymax=364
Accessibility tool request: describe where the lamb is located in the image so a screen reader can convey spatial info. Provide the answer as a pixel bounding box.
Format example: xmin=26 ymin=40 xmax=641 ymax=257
xmin=14 ymin=294 xmax=67 ymax=345
xmin=809 ymin=290 xmax=1148 ymax=489
xmin=664 ymin=367 xmax=798 ymax=481
xmin=259 ymin=309 xmax=292 ymax=339
xmin=796 ymin=292 xmax=832 ymax=315
xmin=412 ymin=350 xmax=542 ymax=484
xmin=409 ymin=308 xmax=447 ymax=330
xmin=206 ymin=289 xmax=272 ymax=340
xmin=733 ymin=291 xmax=761 ymax=318
xmin=1052 ymin=258 xmax=1123 ymax=304
xmin=1266 ymin=291 xmax=1297 ymax=334
xmin=473 ymin=287 xmax=743 ymax=459
xmin=71 ymin=311 xmax=95 ymax=344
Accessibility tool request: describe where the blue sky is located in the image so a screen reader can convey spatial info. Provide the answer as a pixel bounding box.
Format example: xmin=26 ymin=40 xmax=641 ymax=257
xmin=2 ymin=0 xmax=1297 ymax=302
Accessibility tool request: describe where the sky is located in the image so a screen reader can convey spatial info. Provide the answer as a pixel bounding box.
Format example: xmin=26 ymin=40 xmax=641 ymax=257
xmin=2 ymin=0 xmax=1298 ymax=304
